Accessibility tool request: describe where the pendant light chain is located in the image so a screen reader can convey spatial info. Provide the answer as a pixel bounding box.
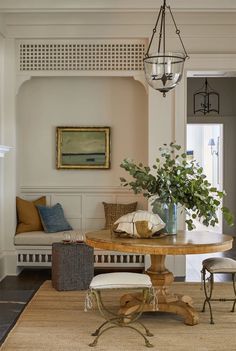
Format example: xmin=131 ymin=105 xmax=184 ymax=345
xmin=167 ymin=5 xmax=189 ymax=59
xmin=145 ymin=6 xmax=163 ymax=57
xmin=162 ymin=2 xmax=166 ymax=55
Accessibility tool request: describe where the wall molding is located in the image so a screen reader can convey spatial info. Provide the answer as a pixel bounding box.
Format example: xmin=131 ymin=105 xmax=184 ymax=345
xmin=20 ymin=185 xmax=138 ymax=194
xmin=0 ymin=252 xmax=5 ymax=281
xmin=0 ymin=250 xmax=21 ymax=280
xmin=16 ymin=39 xmax=146 ymax=73
xmin=133 ymin=73 xmax=148 ymax=93
xmin=15 ymin=75 xmax=32 ymax=94
xmin=1 ymin=0 xmax=236 ymax=13
xmin=16 ymin=39 xmax=147 ymax=94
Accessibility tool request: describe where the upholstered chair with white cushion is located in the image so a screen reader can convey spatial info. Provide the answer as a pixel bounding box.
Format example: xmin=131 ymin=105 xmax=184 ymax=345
xmin=201 ymin=257 xmax=236 ymax=324
xmin=85 ymin=272 xmax=154 ymax=348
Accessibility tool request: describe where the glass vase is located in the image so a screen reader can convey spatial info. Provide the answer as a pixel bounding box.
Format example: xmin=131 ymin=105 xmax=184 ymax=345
xmin=152 ymin=200 xmax=177 ymax=235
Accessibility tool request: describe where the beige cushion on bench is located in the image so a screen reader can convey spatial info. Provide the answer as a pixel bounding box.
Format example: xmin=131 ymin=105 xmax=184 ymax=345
xmin=203 ymin=257 xmax=236 ymax=273
xmin=90 ymin=272 xmax=152 ymax=290
xmin=14 ymin=230 xmax=76 ymax=246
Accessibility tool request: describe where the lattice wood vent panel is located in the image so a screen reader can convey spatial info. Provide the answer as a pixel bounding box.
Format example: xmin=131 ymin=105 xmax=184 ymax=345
xmin=18 ymin=42 xmax=145 ymax=71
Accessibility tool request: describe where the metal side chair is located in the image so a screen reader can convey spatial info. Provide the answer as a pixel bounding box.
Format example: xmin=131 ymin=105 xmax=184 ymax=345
xmin=201 ymin=257 xmax=236 ymax=324
xmin=85 ymin=272 xmax=154 ymax=348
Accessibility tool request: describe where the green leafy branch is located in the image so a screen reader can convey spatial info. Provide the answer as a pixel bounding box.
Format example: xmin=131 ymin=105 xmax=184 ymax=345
xmin=120 ymin=142 xmax=234 ymax=231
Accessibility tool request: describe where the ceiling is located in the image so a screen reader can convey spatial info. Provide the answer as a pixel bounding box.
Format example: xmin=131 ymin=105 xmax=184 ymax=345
xmin=0 ymin=0 xmax=236 ymax=13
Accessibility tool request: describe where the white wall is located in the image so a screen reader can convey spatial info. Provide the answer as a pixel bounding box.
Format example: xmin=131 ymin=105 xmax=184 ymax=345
xmin=17 ymin=77 xmax=148 ymax=188
xmin=2 ymin=4 xmax=236 ymax=278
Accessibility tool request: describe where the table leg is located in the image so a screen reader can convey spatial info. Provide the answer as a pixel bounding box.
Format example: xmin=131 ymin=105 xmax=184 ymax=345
xmin=120 ymin=254 xmax=199 ymax=326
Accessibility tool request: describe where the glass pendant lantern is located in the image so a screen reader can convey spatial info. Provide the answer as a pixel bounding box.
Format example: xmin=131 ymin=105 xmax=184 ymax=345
xmin=144 ymin=0 xmax=189 ymax=97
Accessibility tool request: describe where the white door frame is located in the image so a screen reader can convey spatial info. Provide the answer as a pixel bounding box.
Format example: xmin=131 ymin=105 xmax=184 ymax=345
xmin=175 ymin=54 xmax=236 ymax=149
xmin=175 ymin=54 xmax=236 ymax=234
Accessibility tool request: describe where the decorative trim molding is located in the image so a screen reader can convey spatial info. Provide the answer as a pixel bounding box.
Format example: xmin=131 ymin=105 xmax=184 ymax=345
xmin=16 ymin=75 xmax=32 ymax=95
xmin=0 ymin=252 xmax=7 ymax=281
xmin=16 ymin=40 xmax=146 ymax=74
xmin=0 ymin=250 xmax=22 ymax=278
xmin=1 ymin=0 xmax=236 ymax=13
xmin=133 ymin=73 xmax=148 ymax=93
xmin=15 ymin=39 xmax=147 ymax=93
xmin=16 ymin=247 xmax=145 ymax=268
xmin=20 ymin=185 xmax=139 ymax=194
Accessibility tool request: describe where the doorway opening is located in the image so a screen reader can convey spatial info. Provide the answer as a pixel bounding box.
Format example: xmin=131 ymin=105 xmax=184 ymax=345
xmin=186 ymin=123 xmax=224 ymax=281
xmin=186 ymin=123 xmax=223 ymax=233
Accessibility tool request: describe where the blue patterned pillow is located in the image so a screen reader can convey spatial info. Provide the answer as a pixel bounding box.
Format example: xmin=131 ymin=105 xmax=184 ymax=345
xmin=36 ymin=203 xmax=73 ymax=233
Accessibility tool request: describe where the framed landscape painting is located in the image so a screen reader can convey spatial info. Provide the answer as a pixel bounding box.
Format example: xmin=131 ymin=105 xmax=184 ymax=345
xmin=56 ymin=127 xmax=110 ymax=169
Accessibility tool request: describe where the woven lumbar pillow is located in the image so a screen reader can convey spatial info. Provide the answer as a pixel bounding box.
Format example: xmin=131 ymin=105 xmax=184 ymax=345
xmin=113 ymin=210 xmax=165 ymax=238
xmin=102 ymin=201 xmax=137 ymax=229
xmin=16 ymin=196 xmax=46 ymax=234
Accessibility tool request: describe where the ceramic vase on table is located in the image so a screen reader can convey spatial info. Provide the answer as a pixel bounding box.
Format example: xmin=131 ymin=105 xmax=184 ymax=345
xmin=152 ymin=200 xmax=177 ymax=235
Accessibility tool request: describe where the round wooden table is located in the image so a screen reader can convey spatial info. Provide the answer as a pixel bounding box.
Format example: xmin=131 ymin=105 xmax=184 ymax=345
xmin=86 ymin=230 xmax=233 ymax=325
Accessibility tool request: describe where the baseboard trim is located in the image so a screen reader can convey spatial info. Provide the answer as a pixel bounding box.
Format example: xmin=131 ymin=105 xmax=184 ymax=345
xmin=0 ymin=250 xmax=22 ymax=279
xmin=0 ymin=252 xmax=5 ymax=281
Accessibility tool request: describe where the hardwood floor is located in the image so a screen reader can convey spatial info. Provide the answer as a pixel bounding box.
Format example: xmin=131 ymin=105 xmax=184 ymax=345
xmin=0 ymin=269 xmax=51 ymax=345
xmin=0 ymin=236 xmax=235 ymax=345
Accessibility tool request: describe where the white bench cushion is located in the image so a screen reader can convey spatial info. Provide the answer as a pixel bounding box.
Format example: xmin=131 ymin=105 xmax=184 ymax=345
xmin=90 ymin=272 xmax=152 ymax=290
xmin=203 ymin=257 xmax=236 ymax=273
xmin=14 ymin=230 xmax=76 ymax=246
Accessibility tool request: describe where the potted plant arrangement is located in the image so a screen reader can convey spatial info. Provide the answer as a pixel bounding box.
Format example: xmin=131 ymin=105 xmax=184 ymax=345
xmin=120 ymin=142 xmax=234 ymax=234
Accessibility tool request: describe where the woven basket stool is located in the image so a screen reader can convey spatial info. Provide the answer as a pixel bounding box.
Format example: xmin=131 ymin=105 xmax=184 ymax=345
xmin=86 ymin=272 xmax=154 ymax=348
xmin=52 ymin=242 xmax=94 ymax=291
xmin=201 ymin=257 xmax=236 ymax=324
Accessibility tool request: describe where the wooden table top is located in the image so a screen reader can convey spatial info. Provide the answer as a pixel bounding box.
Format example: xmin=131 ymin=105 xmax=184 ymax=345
xmin=85 ymin=229 xmax=233 ymax=255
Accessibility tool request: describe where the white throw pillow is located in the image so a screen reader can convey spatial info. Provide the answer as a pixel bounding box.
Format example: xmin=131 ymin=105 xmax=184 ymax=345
xmin=113 ymin=210 xmax=165 ymax=238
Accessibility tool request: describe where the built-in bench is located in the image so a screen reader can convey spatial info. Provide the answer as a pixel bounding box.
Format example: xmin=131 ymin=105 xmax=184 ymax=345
xmin=15 ymin=230 xmax=145 ymax=269
xmin=15 ymin=187 xmax=147 ymax=270
xmin=13 ymin=187 xmax=186 ymax=276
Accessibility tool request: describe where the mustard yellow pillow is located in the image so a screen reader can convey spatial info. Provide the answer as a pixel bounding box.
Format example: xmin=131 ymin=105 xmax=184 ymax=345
xmin=16 ymin=196 xmax=46 ymax=234
xmin=102 ymin=202 xmax=137 ymax=229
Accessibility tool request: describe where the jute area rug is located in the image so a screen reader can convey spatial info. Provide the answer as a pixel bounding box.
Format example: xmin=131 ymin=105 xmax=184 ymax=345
xmin=1 ymin=281 xmax=236 ymax=351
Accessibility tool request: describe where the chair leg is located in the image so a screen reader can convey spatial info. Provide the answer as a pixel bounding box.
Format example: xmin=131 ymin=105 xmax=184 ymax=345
xmin=89 ymin=288 xmax=154 ymax=347
xmin=231 ymin=273 xmax=236 ymax=313
xmin=91 ymin=317 xmax=118 ymax=336
xmin=89 ymin=319 xmax=154 ymax=348
xmin=89 ymin=325 xmax=117 ymax=347
xmin=201 ymin=268 xmax=214 ymax=324
xmin=136 ymin=320 xmax=154 ymax=337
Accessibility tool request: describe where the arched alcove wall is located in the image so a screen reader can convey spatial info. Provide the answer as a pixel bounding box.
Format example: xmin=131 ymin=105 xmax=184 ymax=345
xmin=16 ymin=76 xmax=148 ymax=189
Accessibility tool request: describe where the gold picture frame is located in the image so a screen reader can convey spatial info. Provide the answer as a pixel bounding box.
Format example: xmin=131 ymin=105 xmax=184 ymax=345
xmin=56 ymin=127 xmax=111 ymax=169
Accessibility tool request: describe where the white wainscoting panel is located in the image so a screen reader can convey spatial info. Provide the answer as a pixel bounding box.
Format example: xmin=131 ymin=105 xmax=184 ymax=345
xmin=67 ymin=219 xmax=82 ymax=231
xmin=85 ymin=219 xmax=105 ymax=232
xmin=84 ymin=194 xmax=115 ymax=219
xmin=17 ymin=186 xmax=149 ymax=270
xmin=51 ymin=194 xmax=82 ymax=219
xmin=18 ymin=186 xmax=185 ymax=276
xmin=20 ymin=187 xmax=147 ymax=235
